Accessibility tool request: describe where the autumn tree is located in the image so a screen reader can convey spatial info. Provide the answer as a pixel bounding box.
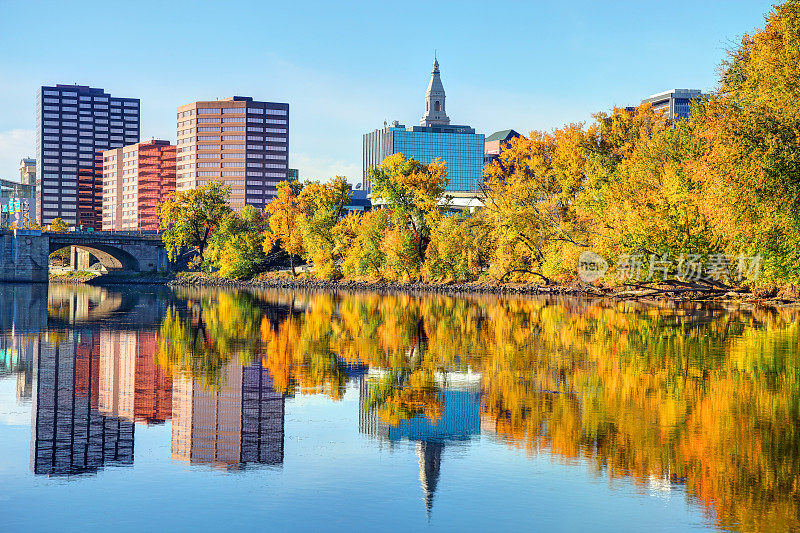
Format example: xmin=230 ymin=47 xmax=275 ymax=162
xmin=158 ymin=182 xmax=233 ymax=266
xmin=482 ymin=126 xmax=596 ymax=283
xmin=296 ymin=176 xmax=351 ymax=279
xmin=686 ymin=1 xmax=800 ymax=283
xmin=263 ymin=180 xmax=305 ymax=276
xmin=335 ymin=208 xmax=390 ymax=278
xmin=49 ymin=218 xmax=70 ymax=233
xmin=368 ymin=153 xmax=449 ymax=263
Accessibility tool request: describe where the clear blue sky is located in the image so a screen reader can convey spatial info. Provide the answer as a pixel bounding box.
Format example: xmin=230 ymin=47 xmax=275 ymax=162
xmin=0 ymin=0 xmax=777 ymax=184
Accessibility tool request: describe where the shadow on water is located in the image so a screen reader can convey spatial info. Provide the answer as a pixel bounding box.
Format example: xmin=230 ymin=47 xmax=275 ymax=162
xmin=1 ymin=283 xmax=799 ymax=530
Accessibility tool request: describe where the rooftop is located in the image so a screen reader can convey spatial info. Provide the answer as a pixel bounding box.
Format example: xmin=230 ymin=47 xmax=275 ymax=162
xmin=485 ymin=129 xmax=521 ymax=142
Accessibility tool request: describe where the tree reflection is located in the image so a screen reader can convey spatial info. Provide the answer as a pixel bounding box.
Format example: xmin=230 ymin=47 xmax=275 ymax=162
xmin=156 ymin=289 xmax=800 ymax=530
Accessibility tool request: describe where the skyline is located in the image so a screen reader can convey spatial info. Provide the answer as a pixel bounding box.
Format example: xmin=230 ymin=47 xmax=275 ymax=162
xmin=0 ymin=0 xmax=776 ymax=184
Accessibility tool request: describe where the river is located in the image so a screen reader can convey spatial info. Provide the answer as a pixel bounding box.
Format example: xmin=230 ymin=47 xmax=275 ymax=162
xmin=0 ymin=284 xmax=797 ymax=531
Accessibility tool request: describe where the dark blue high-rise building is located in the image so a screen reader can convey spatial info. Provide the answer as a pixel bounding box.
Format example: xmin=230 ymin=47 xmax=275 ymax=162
xmin=36 ymin=84 xmax=139 ymax=228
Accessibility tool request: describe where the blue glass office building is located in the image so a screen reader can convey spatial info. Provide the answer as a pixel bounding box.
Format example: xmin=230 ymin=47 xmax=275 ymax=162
xmin=363 ymin=123 xmax=484 ymax=193
xmin=362 ymin=60 xmax=485 ymax=193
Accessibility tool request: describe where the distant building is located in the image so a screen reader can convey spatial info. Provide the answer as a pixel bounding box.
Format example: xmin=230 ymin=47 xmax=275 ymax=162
xmin=36 ymin=84 xmax=140 ymax=228
xmin=363 ymin=60 xmax=485 ymax=196
xmin=19 ymin=158 xmax=36 ymax=186
xmin=484 ymin=129 xmax=522 ymax=167
xmin=287 ymin=168 xmax=299 ymax=181
xmin=101 ymin=140 xmax=176 ymax=231
xmin=345 ymin=185 xmax=371 ymax=212
xmin=176 ymin=96 xmax=289 ymax=211
xmin=0 ymin=178 xmax=36 ymax=226
xmin=641 ymin=89 xmax=703 ymax=120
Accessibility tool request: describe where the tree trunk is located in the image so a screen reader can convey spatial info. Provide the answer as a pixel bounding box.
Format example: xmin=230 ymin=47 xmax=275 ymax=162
xmin=290 ymin=254 xmax=296 ymax=277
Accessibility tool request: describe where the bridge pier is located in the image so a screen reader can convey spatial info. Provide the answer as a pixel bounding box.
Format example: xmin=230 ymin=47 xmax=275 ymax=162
xmin=0 ymin=230 xmax=49 ymax=283
xmin=70 ymin=247 xmax=93 ymax=271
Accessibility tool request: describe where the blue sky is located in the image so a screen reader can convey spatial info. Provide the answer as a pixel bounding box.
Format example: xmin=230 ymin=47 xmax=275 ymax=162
xmin=0 ymin=0 xmax=776 ymax=184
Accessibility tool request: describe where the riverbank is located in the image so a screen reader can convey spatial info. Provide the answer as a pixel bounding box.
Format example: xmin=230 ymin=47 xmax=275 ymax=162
xmin=49 ymin=270 xmax=173 ymax=285
xmin=165 ymin=271 xmax=800 ymax=307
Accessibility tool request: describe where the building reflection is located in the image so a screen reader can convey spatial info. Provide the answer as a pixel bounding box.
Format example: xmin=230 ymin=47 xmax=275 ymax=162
xmin=31 ymin=331 xmax=135 ymax=476
xmin=359 ymin=370 xmax=481 ymax=516
xmin=99 ymin=331 xmax=171 ymax=425
xmin=171 ymin=359 xmax=285 ymax=469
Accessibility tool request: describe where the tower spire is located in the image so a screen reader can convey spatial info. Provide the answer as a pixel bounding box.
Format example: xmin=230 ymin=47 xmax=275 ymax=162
xmin=420 ymin=57 xmax=450 ymax=127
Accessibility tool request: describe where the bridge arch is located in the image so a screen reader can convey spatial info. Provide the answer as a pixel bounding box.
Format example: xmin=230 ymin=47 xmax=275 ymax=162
xmin=49 ymin=242 xmax=142 ymax=272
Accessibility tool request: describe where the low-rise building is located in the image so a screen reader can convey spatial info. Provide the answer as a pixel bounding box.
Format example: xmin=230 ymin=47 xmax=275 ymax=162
xmin=484 ymin=129 xmax=522 ymax=167
xmin=641 ymin=89 xmax=703 ymax=120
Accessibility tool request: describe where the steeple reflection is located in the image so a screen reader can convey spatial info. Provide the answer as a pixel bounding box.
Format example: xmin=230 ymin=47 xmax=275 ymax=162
xmin=359 ymin=370 xmax=481 ymax=516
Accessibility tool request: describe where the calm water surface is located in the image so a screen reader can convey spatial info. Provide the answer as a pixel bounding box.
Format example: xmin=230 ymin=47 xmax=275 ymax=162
xmin=0 ymin=284 xmax=797 ymax=532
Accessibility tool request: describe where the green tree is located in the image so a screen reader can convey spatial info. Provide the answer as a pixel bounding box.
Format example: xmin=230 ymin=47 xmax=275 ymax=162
xmin=207 ymin=206 xmax=266 ymax=279
xmin=158 ymin=182 xmax=233 ymax=265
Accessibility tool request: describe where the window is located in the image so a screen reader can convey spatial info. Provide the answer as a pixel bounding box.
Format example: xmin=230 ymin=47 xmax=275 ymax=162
xmin=222 ymin=107 xmax=244 ymax=114
xmin=266 ymin=109 xmax=287 ymax=116
xmin=248 ymin=108 xmax=264 ymax=114
xmin=198 ymin=108 xmax=220 ymax=114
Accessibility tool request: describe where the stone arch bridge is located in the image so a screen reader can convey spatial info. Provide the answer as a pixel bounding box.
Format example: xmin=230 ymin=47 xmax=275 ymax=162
xmin=0 ymin=229 xmax=169 ymax=282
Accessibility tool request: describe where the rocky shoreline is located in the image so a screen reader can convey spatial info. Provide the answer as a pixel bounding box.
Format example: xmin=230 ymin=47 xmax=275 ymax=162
xmin=44 ymin=270 xmax=799 ymax=307
xmin=167 ymin=272 xmax=598 ymax=296
xmin=165 ymin=272 xmax=800 ymax=307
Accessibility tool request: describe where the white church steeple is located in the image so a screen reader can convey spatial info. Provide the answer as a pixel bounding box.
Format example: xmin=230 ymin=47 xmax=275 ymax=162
xmin=420 ymin=57 xmax=450 ymax=126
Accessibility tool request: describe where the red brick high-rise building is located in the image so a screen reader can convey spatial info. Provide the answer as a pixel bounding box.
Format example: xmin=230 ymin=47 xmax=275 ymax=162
xmin=102 ymin=140 xmax=176 ymax=230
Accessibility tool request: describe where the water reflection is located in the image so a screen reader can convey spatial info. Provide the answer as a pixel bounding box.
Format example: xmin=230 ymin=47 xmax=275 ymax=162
xmin=171 ymin=358 xmax=284 ymax=468
xmin=359 ymin=370 xmax=481 ymax=515
xmin=1 ymin=284 xmax=798 ymax=531
xmin=32 ymin=330 xmax=134 ymax=476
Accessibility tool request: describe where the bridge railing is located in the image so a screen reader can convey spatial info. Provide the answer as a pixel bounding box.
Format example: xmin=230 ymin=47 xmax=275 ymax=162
xmin=52 ymin=229 xmax=162 ymax=237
